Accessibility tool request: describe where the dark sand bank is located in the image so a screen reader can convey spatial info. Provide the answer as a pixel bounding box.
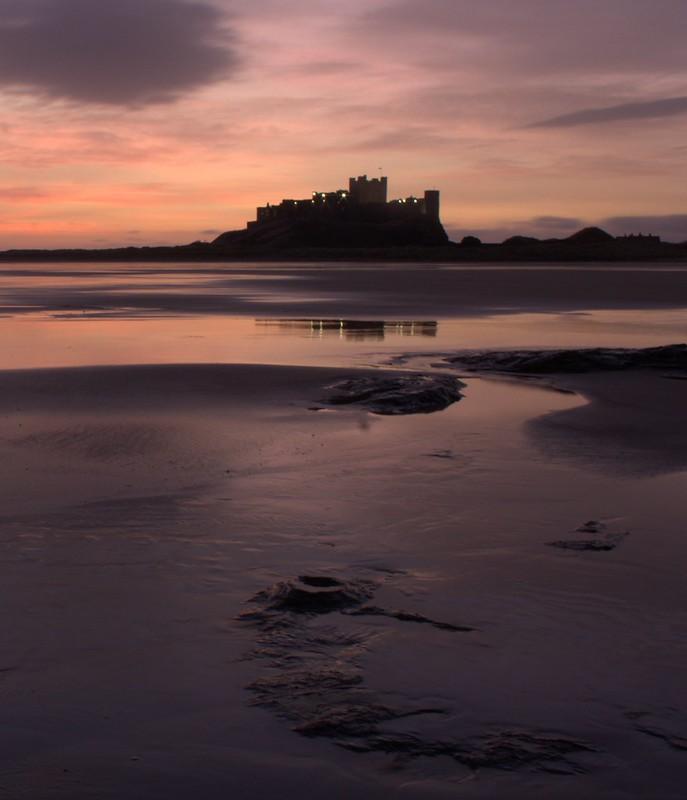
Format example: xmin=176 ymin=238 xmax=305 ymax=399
xmin=4 ymin=263 xmax=687 ymax=320
xmin=0 ymin=362 xmax=371 ymax=411
xmin=0 ymin=362 xmax=463 ymax=416
xmin=0 ymin=362 xmax=463 ymax=525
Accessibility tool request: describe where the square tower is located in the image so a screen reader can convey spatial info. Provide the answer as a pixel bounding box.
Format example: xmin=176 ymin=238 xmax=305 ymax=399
xmin=348 ymin=175 xmax=388 ymax=205
xmin=423 ymin=190 xmax=440 ymax=220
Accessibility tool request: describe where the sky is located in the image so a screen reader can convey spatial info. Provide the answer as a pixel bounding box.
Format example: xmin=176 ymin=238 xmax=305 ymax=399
xmin=0 ymin=0 xmax=685 ymax=247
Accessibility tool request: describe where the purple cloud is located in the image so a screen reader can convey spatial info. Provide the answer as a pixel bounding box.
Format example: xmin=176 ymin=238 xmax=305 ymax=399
xmin=0 ymin=0 xmax=239 ymax=106
xmin=528 ymin=97 xmax=687 ymax=128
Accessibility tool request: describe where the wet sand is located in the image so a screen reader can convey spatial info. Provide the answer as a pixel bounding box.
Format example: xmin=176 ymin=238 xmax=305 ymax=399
xmin=3 ymin=261 xmax=687 ymax=320
xmin=530 ymin=371 xmax=687 ymax=476
xmin=425 ymin=346 xmax=687 ymax=476
xmin=2 ymin=263 xmax=687 ymax=799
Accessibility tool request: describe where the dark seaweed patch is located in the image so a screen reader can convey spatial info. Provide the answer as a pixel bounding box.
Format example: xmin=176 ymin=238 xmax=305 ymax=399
xmin=341 ymin=729 xmax=596 ymax=773
xmin=238 ymin=574 xmax=595 ymax=774
xmin=323 ymin=373 xmax=463 ymax=415
xmin=244 ymin=576 xmax=376 ymax=617
xmin=445 ymin=343 xmax=687 ymax=375
xmin=549 ymin=530 xmax=629 ymax=552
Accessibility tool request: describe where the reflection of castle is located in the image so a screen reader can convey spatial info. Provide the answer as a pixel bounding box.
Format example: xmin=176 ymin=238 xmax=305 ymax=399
xmin=258 ymin=318 xmax=438 ymax=342
xmin=251 ymin=175 xmax=441 ymax=228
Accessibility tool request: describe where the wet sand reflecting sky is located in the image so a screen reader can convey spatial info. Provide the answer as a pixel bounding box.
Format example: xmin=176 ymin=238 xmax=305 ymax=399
xmin=1 ymin=261 xmax=687 ymax=798
xmin=3 ymin=261 xmax=687 ymax=371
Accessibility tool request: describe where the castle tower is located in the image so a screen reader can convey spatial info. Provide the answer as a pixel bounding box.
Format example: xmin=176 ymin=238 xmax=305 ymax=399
xmin=424 ymin=190 xmax=440 ymax=221
xmin=348 ymin=175 xmax=388 ymax=205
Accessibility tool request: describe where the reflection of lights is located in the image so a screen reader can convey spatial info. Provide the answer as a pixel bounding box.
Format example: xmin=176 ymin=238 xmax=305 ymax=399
xmin=258 ymin=319 xmax=438 ymax=341
xmin=308 ymin=319 xmax=326 ymax=338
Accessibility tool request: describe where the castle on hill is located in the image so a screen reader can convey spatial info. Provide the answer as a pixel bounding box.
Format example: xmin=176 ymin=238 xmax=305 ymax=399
xmin=212 ymin=174 xmax=449 ymax=249
xmin=249 ymin=175 xmax=441 ymax=228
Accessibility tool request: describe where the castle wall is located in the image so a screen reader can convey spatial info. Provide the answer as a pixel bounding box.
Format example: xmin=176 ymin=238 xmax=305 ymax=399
xmin=254 ymin=176 xmax=440 ymax=227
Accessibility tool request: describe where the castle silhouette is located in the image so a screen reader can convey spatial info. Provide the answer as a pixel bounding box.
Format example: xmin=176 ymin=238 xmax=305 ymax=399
xmin=211 ymin=174 xmax=448 ymax=248
xmin=251 ymin=175 xmax=441 ymax=227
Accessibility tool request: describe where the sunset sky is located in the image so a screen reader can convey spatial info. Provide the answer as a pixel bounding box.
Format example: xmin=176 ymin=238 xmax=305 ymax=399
xmin=0 ymin=0 xmax=685 ymax=248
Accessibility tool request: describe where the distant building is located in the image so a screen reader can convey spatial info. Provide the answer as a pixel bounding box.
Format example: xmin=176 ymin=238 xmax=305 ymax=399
xmin=615 ymin=233 xmax=661 ymax=245
xmin=250 ymin=175 xmax=441 ymax=228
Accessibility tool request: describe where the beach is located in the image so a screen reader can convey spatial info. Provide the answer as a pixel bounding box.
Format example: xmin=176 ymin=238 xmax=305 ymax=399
xmin=2 ymin=262 xmax=687 ymax=798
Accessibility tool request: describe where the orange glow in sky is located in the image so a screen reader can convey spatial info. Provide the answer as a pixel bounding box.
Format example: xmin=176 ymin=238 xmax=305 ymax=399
xmin=0 ymin=0 xmax=685 ymax=247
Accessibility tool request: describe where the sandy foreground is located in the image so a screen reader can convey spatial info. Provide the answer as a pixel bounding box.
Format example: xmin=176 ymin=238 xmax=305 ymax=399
xmin=1 ymin=355 xmax=686 ymax=799
xmin=2 ymin=263 xmax=687 ymax=798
